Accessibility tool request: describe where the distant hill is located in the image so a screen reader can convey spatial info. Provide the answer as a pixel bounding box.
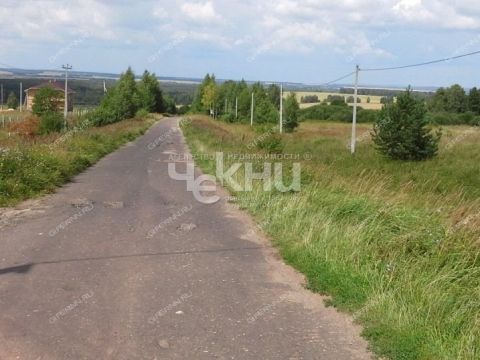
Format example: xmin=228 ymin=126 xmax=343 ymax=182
xmin=0 ymin=67 xmax=440 ymax=107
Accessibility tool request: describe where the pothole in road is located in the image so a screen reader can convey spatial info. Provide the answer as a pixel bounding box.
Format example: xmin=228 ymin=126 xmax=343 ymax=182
xmin=158 ymin=339 xmax=170 ymax=349
xmin=178 ymin=223 xmax=197 ymax=233
xmin=103 ymin=201 xmax=124 ymax=209
xmin=70 ymin=198 xmax=94 ymax=208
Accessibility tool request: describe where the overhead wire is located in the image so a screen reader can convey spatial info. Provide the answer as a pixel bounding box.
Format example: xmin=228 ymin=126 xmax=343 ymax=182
xmin=308 ymin=49 xmax=480 ymax=87
xmin=360 ymin=50 xmax=480 ymax=72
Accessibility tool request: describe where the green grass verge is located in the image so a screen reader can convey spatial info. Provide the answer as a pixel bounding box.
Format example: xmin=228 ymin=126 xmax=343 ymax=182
xmin=0 ymin=116 xmax=157 ymax=207
xmin=182 ymin=116 xmax=480 ymax=360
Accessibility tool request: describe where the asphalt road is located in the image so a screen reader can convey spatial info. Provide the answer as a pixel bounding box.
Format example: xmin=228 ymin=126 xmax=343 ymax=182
xmin=0 ymin=117 xmax=371 ymax=359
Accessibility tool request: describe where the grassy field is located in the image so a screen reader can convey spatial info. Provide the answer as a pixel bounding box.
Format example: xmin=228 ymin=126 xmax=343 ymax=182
xmin=284 ymin=91 xmax=384 ymax=110
xmin=0 ymin=109 xmax=96 ymax=129
xmin=182 ymin=116 xmax=480 ymax=360
xmin=0 ymin=109 xmax=31 ymax=129
xmin=0 ymin=114 xmax=157 ymax=207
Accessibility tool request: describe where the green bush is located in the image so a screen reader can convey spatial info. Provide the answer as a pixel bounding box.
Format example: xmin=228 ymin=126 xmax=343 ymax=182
xmin=255 ymin=99 xmax=278 ymax=124
xmin=88 ymin=106 xmax=117 ymax=126
xmin=6 ymin=91 xmax=18 ymax=109
xmin=328 ymin=107 xmax=352 ymax=122
xmin=39 ymin=112 xmax=64 ymax=134
xmin=427 ymin=111 xmax=480 ymax=125
xmin=135 ymin=108 xmax=149 ymax=118
xmin=300 ymin=104 xmax=380 ymax=123
xmin=330 ymin=98 xmax=347 ymax=106
xmin=426 ymin=112 xmax=454 ymax=125
xmin=32 ymin=87 xmax=62 ymax=116
xmin=458 ymin=112 xmax=477 ymax=125
xmin=357 ymin=109 xmax=379 ymax=123
xmin=256 ymin=134 xmax=284 ymax=153
xmin=300 ymin=104 xmax=347 ymax=121
xmin=177 ymin=105 xmax=191 ymax=115
xmin=163 ymin=94 xmax=177 ymax=114
xmin=220 ymin=113 xmax=236 ymax=123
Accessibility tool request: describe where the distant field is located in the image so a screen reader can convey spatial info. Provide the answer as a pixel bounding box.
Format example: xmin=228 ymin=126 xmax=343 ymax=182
xmin=285 ymin=91 xmax=384 ymax=110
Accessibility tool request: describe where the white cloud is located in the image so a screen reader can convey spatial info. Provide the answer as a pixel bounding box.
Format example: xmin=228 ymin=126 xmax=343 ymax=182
xmin=1 ymin=0 xmax=479 ymax=70
xmin=174 ymin=30 xmax=232 ymax=48
xmin=0 ymin=0 xmax=115 ymax=42
xmin=241 ymin=0 xmax=480 ymax=61
xmin=181 ymin=1 xmax=220 ymax=23
xmin=153 ymin=5 xmax=168 ymax=19
xmin=392 ymin=0 xmax=478 ymax=29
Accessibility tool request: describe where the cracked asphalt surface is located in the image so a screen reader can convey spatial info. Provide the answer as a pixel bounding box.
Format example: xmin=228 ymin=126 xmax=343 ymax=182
xmin=0 ymin=117 xmax=371 ymax=359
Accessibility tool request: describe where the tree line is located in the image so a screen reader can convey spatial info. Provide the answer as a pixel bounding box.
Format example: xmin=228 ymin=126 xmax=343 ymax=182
xmin=428 ymin=84 xmax=480 ymax=114
xmin=190 ymin=74 xmax=299 ymax=132
xmin=0 ymin=78 xmax=193 ymax=109
xmin=425 ymin=84 xmax=480 ymax=125
xmin=90 ymin=67 xmax=175 ymax=126
xmin=27 ymin=67 xmax=175 ymax=134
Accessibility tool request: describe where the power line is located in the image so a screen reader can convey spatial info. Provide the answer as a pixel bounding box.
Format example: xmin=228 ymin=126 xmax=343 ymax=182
xmin=305 ymin=49 xmax=480 ymax=89
xmin=361 ymin=49 xmax=480 ymax=72
xmin=315 ymin=71 xmax=356 ymax=87
xmin=309 ymin=49 xmax=480 ymax=87
xmin=301 ymin=70 xmax=356 ymax=89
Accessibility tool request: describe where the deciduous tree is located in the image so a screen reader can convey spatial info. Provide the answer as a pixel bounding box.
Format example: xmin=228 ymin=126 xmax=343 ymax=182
xmin=32 ymin=87 xmax=62 ymax=116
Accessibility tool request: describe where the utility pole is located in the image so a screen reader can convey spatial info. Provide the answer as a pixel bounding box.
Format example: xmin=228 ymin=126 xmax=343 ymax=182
xmin=250 ymin=92 xmax=254 ymax=126
xmin=0 ymin=84 xmax=3 ymax=110
xmin=235 ymin=97 xmax=238 ymax=120
xmin=62 ymin=64 xmax=72 ymax=126
xmin=350 ymin=65 xmax=360 ymax=154
xmin=19 ymin=82 xmax=23 ymax=112
xmin=225 ymin=98 xmax=227 ymax=114
xmin=279 ymin=84 xmax=283 ymax=134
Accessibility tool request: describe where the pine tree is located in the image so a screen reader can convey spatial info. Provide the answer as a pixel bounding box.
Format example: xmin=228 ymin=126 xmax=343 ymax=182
xmin=372 ymin=88 xmax=441 ymax=161
xmin=113 ymin=67 xmax=138 ymax=119
xmin=6 ymin=91 xmax=18 ymax=109
xmin=283 ymin=92 xmax=299 ymax=132
xmin=137 ymin=70 xmax=165 ymax=113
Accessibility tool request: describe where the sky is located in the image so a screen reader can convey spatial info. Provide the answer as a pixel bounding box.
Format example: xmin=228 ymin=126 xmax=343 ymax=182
xmin=0 ymin=0 xmax=479 ymax=88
